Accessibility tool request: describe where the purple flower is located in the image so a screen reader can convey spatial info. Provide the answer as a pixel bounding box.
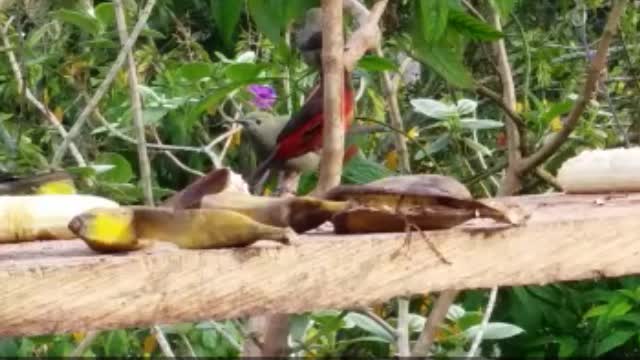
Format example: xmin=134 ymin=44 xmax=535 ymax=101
xmin=247 ymin=84 xmax=277 ymax=109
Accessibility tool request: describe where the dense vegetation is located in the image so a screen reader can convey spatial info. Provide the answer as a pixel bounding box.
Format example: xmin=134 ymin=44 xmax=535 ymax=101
xmin=1 ymin=0 xmax=639 ymax=357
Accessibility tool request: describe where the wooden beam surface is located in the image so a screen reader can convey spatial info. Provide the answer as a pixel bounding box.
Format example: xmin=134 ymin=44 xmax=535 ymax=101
xmin=1 ymin=192 xmax=640 ymax=337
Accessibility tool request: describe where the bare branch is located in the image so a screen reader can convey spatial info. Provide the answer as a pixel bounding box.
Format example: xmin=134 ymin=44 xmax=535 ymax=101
xmin=343 ymin=0 xmax=389 ymax=71
xmin=114 ymin=0 xmax=154 ymax=206
xmin=412 ymin=290 xmax=460 ymax=356
xmin=315 ymin=0 xmax=345 ymax=194
xmin=152 ymin=325 xmax=175 ymax=358
xmin=51 ymin=0 xmax=157 ymax=166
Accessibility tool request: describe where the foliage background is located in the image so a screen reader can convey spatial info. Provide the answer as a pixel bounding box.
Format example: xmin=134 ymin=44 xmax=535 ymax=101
xmin=0 ymin=0 xmax=639 ymax=357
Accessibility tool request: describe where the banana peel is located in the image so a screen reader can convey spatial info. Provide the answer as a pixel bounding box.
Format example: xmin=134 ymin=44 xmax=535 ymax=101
xmin=163 ymin=168 xmax=236 ymax=209
xmin=324 ymin=174 xmax=527 ymax=234
xmin=201 ymin=191 xmax=348 ymax=233
xmin=68 ymin=206 xmax=293 ymax=253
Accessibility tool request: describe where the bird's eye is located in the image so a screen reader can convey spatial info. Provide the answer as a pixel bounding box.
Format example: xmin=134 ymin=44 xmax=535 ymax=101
xmin=256 ymin=120 xmax=262 ymax=125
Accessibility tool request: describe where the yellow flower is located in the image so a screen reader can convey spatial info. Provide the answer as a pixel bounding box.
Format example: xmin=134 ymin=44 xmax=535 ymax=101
xmin=384 ymin=150 xmax=398 ymax=171
xmin=143 ymin=334 xmax=157 ymax=355
xmin=550 ymin=116 xmax=563 ymax=132
xmin=72 ymin=331 xmax=85 ymax=343
xmin=407 ymin=127 xmax=420 ymax=140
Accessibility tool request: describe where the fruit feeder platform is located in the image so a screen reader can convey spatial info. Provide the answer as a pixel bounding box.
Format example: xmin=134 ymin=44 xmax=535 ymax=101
xmin=1 ymin=191 xmax=640 ymax=337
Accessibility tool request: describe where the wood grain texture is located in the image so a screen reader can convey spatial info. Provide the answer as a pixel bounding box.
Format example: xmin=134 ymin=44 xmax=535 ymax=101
xmin=1 ymin=192 xmax=640 ymax=337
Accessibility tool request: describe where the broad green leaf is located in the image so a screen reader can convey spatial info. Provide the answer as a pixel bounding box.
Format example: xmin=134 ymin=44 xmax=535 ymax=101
xmin=94 ymin=152 xmax=134 ymax=183
xmin=0 ymin=339 xmax=18 ymax=357
xmin=176 ymin=62 xmax=215 ymax=82
xmin=344 ymin=312 xmax=395 ymax=343
xmin=540 ymin=100 xmax=574 ymax=124
xmin=463 ymin=137 xmax=493 ymax=155
xmin=195 ymin=83 xmax=243 ymax=115
xmin=0 ymin=113 xmax=12 ymax=122
xmin=95 ymin=2 xmax=115 ymax=27
xmin=407 ymin=41 xmax=474 ymax=89
xmin=595 ymin=330 xmax=634 ymax=356
xmin=459 ymin=119 xmax=504 ymax=130
xmin=447 ymin=8 xmax=503 ymax=41
xmin=357 ymin=55 xmax=398 ymax=72
xmin=410 ymin=98 xmax=457 ymax=120
xmin=141 ymin=27 xmax=166 ymax=39
xmin=417 ymin=0 xmax=449 ymax=43
xmin=54 ymin=9 xmax=101 ymax=36
xmin=224 ymin=63 xmax=266 ymax=83
xmin=247 ymin=0 xmax=286 ymax=45
xmin=463 ymin=322 xmax=525 ymax=340
xmin=210 ymin=0 xmax=244 ymax=46
xmin=609 ymin=300 xmax=633 ymax=318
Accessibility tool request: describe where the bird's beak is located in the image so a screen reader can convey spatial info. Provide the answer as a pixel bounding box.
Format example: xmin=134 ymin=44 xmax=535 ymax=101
xmin=234 ymin=119 xmax=253 ymax=127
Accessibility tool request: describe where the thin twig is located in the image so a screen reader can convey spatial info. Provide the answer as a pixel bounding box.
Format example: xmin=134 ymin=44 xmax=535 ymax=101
xmin=396 ymin=298 xmax=411 ymax=356
xmin=466 ymin=286 xmax=499 ymax=357
xmin=152 ymin=325 xmax=175 ymax=358
xmin=51 ymin=0 xmax=157 ymax=166
xmin=534 ymin=167 xmax=562 ymax=190
xmin=378 ymin=46 xmax=411 ymax=174
xmin=150 ymin=128 xmax=204 ymax=177
xmin=70 ymin=330 xmax=100 ymax=357
xmin=114 ymin=0 xmax=154 ymax=205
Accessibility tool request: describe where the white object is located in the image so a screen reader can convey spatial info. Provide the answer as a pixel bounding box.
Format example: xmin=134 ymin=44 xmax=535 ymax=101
xmin=0 ymin=194 xmax=119 ymax=242
xmin=557 ymin=147 xmax=640 ymax=193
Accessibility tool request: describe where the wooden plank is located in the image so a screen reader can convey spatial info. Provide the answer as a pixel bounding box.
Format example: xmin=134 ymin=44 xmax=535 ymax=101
xmin=1 ymin=192 xmax=640 ymax=337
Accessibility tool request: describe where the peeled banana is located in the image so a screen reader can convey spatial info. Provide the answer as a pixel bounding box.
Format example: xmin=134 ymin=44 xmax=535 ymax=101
xmin=68 ymin=206 xmax=293 ymax=253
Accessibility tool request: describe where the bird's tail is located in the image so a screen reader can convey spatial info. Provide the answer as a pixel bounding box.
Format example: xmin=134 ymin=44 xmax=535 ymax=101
xmin=249 ymin=151 xmax=280 ymax=194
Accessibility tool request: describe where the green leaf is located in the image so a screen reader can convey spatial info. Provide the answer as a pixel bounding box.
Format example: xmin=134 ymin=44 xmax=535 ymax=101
xmin=447 ymin=8 xmax=503 ymax=41
xmin=416 ymin=133 xmax=450 ymax=159
xmin=95 ymin=2 xmax=115 ymax=27
xmin=417 ymin=0 xmax=449 ymax=43
xmin=341 ymin=151 xmax=393 ymax=184
xmin=540 ymin=100 xmax=573 ymax=124
xmin=210 ymin=0 xmax=244 ymax=46
xmin=94 ymin=152 xmax=134 ymax=183
xmin=201 ymin=329 xmax=219 ymax=349
xmin=357 ymin=55 xmax=398 ymax=72
xmin=557 ymin=336 xmax=578 ymax=357
xmin=459 ymin=119 xmax=504 ymax=130
xmin=194 ymin=83 xmax=243 ymax=116
xmin=54 ymin=9 xmax=101 ymax=36
xmin=344 ymin=312 xmax=394 ymax=343
xmin=0 ymin=339 xmax=18 ymax=357
xmin=595 ymin=330 xmax=634 ymax=356
xmin=463 ymin=137 xmax=493 ymax=155
xmin=411 ymin=98 xmax=457 ymax=120
xmin=406 ymin=39 xmax=473 ymax=89
xmin=490 ymin=0 xmax=519 ymax=18
xmin=247 ymin=0 xmax=285 ymax=45
xmin=105 ymin=330 xmax=128 ymax=356
xmin=224 ymin=63 xmax=266 ymax=83
xmin=176 ymin=62 xmax=215 ymax=82
xmin=463 ymin=322 xmax=525 ymax=340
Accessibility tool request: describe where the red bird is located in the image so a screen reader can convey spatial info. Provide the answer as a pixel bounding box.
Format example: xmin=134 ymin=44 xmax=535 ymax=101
xmin=250 ymin=70 xmax=355 ymax=188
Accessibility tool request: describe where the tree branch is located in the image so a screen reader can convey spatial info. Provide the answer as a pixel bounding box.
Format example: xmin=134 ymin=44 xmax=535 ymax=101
xmin=114 ymin=0 xmax=154 ymax=206
xmin=315 ymin=0 xmax=345 ymax=194
xmin=51 ymin=0 xmax=157 ymax=166
xmin=411 ymin=289 xmax=460 ymax=356
xmin=343 ymin=0 xmax=389 ymax=72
